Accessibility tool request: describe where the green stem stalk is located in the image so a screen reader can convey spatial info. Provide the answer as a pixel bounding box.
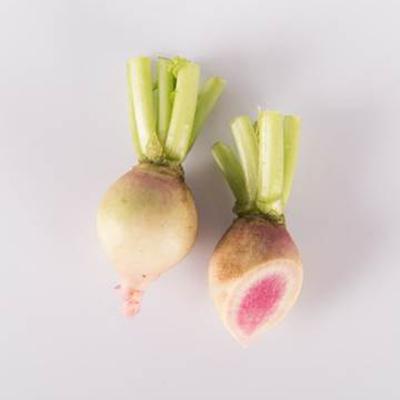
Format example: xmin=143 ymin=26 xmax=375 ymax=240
xmin=127 ymin=57 xmax=163 ymax=160
xmin=256 ymin=111 xmax=284 ymax=215
xmin=127 ymin=70 xmax=144 ymax=160
xmin=190 ymin=77 xmax=226 ymax=150
xmin=164 ymin=61 xmax=200 ymax=162
xmin=212 ymin=142 xmax=249 ymax=208
xmin=231 ymin=116 xmax=258 ymax=207
xmin=157 ymin=58 xmax=174 ymax=144
xmin=283 ymin=115 xmax=300 ymax=206
xmin=212 ymin=109 xmax=300 ymax=220
xmin=126 ymin=55 xmax=224 ymax=166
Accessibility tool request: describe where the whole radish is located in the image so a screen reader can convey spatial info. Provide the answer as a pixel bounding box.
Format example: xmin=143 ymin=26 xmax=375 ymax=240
xmin=210 ymin=111 xmax=302 ymax=346
xmin=97 ymin=56 xmax=225 ymax=315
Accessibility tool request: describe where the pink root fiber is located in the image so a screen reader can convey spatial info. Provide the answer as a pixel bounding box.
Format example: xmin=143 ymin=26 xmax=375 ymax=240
xmin=118 ymin=286 xmax=143 ymax=316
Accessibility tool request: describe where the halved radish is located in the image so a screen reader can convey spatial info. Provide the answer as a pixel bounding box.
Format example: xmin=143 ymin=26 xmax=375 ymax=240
xmin=210 ymin=111 xmax=302 ymax=345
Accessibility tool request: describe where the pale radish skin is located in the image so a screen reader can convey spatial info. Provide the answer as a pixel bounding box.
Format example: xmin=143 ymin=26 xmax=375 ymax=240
xmin=97 ymin=163 xmax=197 ymax=315
xmin=210 ymin=111 xmax=302 ymax=345
xmin=97 ymin=56 xmax=225 ymax=315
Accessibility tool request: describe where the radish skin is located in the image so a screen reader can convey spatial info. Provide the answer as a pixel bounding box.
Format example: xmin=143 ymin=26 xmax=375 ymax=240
xmin=210 ymin=111 xmax=302 ymax=345
xmin=98 ymin=56 xmax=225 ymax=315
xmin=97 ymin=163 xmax=197 ymax=315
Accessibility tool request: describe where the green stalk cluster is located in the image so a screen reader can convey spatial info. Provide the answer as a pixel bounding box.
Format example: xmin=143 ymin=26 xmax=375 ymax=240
xmin=127 ymin=56 xmax=225 ymax=165
xmin=212 ymin=111 xmax=300 ymax=221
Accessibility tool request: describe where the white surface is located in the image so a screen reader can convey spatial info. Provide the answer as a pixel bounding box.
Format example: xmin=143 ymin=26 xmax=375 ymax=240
xmin=1 ymin=0 xmax=399 ymax=399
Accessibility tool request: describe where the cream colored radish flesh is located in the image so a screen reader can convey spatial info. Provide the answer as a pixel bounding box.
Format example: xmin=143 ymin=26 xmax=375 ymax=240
xmin=97 ymin=56 xmax=225 ymax=315
xmin=211 ymin=111 xmax=302 ymax=345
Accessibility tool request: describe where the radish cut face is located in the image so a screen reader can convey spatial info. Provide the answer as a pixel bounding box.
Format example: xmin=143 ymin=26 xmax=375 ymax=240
xmin=209 ymin=216 xmax=303 ymax=345
xmin=237 ymin=274 xmax=286 ymax=335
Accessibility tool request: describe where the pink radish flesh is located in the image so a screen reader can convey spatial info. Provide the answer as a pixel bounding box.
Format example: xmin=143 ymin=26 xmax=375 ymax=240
xmin=237 ymin=275 xmax=286 ymax=335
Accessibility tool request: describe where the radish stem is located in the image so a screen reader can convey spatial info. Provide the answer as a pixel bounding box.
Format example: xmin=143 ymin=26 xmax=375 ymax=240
xmin=231 ymin=116 xmax=258 ymax=207
xmin=127 ymin=56 xmax=224 ymax=166
xmin=212 ymin=142 xmax=248 ymax=209
xmin=127 ymin=57 xmax=163 ymax=161
xmin=165 ymin=60 xmax=200 ymax=162
xmin=157 ymin=58 xmax=174 ymax=144
xmin=212 ymin=110 xmax=300 ymax=220
xmin=283 ymin=115 xmax=301 ymax=207
xmin=127 ymin=70 xmax=144 ymax=161
xmin=190 ymin=77 xmax=226 ymax=150
xmin=256 ymin=111 xmax=284 ymax=216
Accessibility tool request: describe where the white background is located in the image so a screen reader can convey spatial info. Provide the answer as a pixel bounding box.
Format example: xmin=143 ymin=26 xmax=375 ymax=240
xmin=1 ymin=0 xmax=399 ymax=399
